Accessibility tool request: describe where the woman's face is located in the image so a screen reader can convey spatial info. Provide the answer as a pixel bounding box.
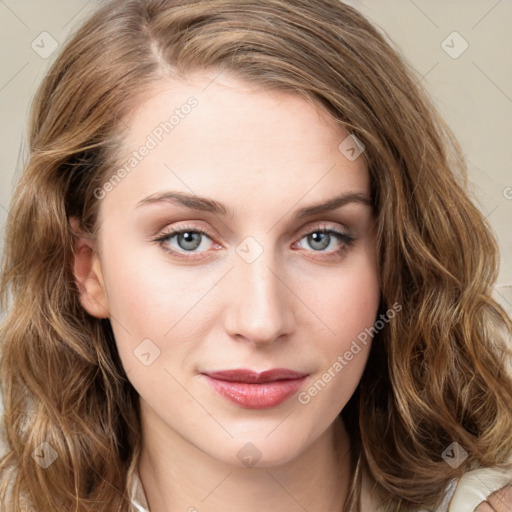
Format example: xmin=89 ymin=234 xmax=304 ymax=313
xmin=80 ymin=71 xmax=380 ymax=467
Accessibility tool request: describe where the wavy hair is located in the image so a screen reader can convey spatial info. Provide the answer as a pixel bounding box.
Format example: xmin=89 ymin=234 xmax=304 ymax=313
xmin=1 ymin=0 xmax=511 ymax=510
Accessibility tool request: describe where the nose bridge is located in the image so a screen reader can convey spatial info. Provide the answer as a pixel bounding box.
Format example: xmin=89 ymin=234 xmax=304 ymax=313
xmin=225 ymin=236 xmax=294 ymax=344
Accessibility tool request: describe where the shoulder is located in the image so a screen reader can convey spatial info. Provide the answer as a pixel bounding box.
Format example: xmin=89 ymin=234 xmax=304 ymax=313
xmin=361 ymin=455 xmax=512 ymax=512
xmin=447 ymin=461 xmax=512 ymax=512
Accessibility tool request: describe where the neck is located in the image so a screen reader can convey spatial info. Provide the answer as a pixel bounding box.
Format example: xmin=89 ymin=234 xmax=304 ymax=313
xmin=137 ymin=404 xmax=352 ymax=512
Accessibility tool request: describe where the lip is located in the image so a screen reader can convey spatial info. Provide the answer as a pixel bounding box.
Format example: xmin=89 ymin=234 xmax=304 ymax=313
xmin=202 ymin=368 xmax=309 ymax=409
xmin=204 ymin=368 xmax=308 ymax=383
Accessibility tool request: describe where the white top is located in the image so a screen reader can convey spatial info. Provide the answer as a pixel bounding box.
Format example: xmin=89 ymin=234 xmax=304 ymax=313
xmin=129 ymin=458 xmax=512 ymax=511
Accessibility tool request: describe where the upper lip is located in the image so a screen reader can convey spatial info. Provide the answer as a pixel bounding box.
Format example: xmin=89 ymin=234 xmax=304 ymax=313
xmin=203 ymin=368 xmax=308 ymax=383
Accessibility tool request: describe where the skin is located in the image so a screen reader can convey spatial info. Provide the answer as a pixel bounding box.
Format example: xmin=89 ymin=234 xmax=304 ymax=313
xmin=474 ymin=484 xmax=512 ymax=512
xmin=71 ymin=69 xmax=381 ymax=512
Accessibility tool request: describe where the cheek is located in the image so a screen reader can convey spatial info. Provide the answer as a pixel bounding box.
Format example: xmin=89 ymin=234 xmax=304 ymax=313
xmin=104 ymin=265 xmax=165 ymax=331
xmin=99 ymin=246 xmax=220 ymax=377
xmin=297 ymin=244 xmax=380 ymax=386
xmin=296 ymin=264 xmax=380 ymax=413
xmin=302 ymin=248 xmax=380 ymax=348
xmin=100 ymin=240 xmax=199 ymax=329
xmin=97 ymin=250 xmax=175 ymax=370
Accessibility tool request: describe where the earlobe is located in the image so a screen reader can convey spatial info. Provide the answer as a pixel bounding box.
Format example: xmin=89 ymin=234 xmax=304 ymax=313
xmin=70 ymin=216 xmax=109 ymax=319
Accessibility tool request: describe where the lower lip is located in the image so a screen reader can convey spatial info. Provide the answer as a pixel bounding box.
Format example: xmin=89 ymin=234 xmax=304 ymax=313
xmin=203 ymin=375 xmax=308 ymax=409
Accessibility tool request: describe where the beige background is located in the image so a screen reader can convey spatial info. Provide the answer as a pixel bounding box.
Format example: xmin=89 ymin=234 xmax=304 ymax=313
xmin=0 ymin=1 xmax=511 ymax=343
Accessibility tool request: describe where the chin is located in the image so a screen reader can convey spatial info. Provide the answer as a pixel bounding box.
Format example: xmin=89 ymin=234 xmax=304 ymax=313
xmin=204 ymin=433 xmax=312 ymax=469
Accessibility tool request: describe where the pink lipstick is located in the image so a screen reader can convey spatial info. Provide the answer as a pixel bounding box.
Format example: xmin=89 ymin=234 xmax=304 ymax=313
xmin=202 ymin=368 xmax=308 ymax=409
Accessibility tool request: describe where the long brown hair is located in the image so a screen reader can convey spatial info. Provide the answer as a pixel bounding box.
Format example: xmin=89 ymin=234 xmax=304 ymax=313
xmin=1 ymin=1 xmax=511 ymax=510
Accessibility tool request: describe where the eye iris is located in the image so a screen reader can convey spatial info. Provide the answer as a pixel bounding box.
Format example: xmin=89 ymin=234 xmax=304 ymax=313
xmin=177 ymin=232 xmax=202 ymax=251
xmin=308 ymin=232 xmax=330 ymax=251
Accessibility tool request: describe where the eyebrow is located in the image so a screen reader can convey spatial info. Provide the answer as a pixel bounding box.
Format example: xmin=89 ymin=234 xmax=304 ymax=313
xmin=136 ymin=190 xmax=372 ymax=218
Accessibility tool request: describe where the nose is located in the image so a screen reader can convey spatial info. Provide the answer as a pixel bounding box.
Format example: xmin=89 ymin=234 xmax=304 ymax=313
xmin=224 ymin=250 xmax=295 ymax=346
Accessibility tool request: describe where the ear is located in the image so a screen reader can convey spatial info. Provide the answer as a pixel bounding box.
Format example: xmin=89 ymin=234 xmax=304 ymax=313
xmin=70 ymin=216 xmax=110 ymax=319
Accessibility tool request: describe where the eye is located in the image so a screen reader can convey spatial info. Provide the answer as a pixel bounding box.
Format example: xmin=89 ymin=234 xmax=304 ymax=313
xmin=154 ymin=224 xmax=217 ymax=259
xmin=153 ymin=223 xmax=354 ymax=261
xmin=294 ymin=225 xmax=354 ymax=259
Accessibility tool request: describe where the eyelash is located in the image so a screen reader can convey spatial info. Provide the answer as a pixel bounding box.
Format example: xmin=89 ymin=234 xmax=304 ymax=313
xmin=153 ymin=223 xmax=355 ymax=262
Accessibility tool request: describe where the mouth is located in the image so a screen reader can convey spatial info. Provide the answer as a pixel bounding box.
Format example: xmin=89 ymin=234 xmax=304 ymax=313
xmin=201 ymin=368 xmax=309 ymax=409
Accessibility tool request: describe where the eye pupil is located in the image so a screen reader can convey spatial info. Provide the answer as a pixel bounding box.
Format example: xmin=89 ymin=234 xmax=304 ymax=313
xmin=308 ymin=232 xmax=330 ymax=251
xmin=178 ymin=232 xmax=202 ymax=251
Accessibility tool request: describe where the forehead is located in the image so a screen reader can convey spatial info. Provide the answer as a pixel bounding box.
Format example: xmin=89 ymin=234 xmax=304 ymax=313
xmin=100 ymin=71 xmax=370 ymax=219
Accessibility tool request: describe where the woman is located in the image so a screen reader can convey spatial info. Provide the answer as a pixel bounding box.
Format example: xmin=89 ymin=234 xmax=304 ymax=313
xmin=0 ymin=1 xmax=511 ymax=511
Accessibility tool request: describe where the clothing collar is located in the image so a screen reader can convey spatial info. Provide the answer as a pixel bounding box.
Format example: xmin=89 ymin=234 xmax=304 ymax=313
xmin=129 ymin=469 xmax=150 ymax=512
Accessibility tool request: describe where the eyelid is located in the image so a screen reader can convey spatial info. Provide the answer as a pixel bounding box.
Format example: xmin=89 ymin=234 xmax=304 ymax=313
xmin=153 ymin=220 xmax=351 ymax=244
xmin=296 ymin=222 xmax=351 ymax=239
